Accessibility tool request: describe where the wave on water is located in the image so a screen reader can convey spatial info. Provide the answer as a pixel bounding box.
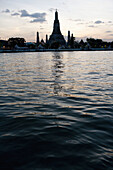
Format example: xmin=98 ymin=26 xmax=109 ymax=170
xmin=0 ymin=51 xmax=113 ymax=169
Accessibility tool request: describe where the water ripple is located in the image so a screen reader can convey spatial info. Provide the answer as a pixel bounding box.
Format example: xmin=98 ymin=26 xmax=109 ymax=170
xmin=0 ymin=51 xmax=113 ymax=169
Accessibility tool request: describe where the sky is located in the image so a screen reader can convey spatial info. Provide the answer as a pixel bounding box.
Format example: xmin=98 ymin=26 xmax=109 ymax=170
xmin=1 ymin=0 xmax=113 ymax=42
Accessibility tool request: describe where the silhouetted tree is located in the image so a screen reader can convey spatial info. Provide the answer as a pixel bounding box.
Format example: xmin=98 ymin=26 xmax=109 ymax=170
xmin=79 ymin=39 xmax=86 ymax=49
xmin=74 ymin=41 xmax=80 ymax=48
xmin=110 ymin=41 xmax=113 ymax=48
xmin=87 ymin=38 xmax=103 ymax=48
xmin=8 ymin=37 xmax=26 ymax=49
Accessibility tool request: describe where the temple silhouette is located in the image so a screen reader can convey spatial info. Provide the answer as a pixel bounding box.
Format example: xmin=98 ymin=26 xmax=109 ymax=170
xmin=48 ymin=10 xmax=66 ymax=48
xmin=1 ymin=10 xmax=113 ymax=52
xmin=35 ymin=10 xmax=75 ymax=49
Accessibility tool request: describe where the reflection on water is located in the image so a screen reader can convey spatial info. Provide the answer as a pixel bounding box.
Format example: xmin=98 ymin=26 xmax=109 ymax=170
xmin=51 ymin=53 xmax=64 ymax=95
xmin=0 ymin=51 xmax=113 ymax=169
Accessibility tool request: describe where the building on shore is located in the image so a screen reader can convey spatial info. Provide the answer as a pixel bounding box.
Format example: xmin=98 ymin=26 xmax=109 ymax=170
xmin=0 ymin=40 xmax=8 ymax=49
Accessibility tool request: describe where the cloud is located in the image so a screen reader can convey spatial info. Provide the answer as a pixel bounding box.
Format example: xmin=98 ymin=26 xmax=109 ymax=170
xmin=30 ymin=12 xmax=46 ymax=19
xmin=69 ymin=19 xmax=83 ymax=22
xmin=77 ymin=23 xmax=84 ymax=25
xmin=106 ymin=31 xmax=112 ymax=33
xmin=40 ymin=26 xmax=44 ymax=30
xmin=49 ymin=8 xmax=56 ymax=12
xmin=2 ymin=9 xmax=10 ymax=13
xmin=19 ymin=10 xmax=46 ymax=23
xmin=30 ymin=18 xmax=46 ymax=23
xmin=10 ymin=9 xmax=47 ymax=23
xmin=95 ymin=20 xmax=104 ymax=24
xmin=11 ymin=12 xmax=20 ymax=16
xmin=88 ymin=25 xmax=95 ymax=28
xmin=20 ymin=10 xmax=29 ymax=17
xmin=74 ymin=19 xmax=83 ymax=22
xmin=62 ymin=2 xmax=66 ymax=5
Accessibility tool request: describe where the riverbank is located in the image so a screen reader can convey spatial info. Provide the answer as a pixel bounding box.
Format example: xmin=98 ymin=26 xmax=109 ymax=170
xmin=0 ymin=48 xmax=113 ymax=53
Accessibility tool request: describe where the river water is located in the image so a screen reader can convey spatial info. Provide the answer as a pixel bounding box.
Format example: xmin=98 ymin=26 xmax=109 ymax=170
xmin=0 ymin=51 xmax=113 ymax=169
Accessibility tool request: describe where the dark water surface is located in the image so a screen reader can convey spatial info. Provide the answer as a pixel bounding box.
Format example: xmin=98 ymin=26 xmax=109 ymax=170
xmin=0 ymin=51 xmax=113 ymax=169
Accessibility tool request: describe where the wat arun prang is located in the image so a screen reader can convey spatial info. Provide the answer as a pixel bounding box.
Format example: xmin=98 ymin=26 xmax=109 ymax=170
xmin=37 ymin=10 xmax=74 ymax=49
xmin=48 ymin=10 xmax=66 ymax=48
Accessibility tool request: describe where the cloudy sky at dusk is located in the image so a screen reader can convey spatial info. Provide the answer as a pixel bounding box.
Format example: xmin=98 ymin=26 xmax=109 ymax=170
xmin=1 ymin=0 xmax=113 ymax=42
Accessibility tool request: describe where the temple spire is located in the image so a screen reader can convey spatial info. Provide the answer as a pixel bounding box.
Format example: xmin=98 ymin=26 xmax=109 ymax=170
xmin=52 ymin=10 xmax=61 ymax=34
xmin=55 ymin=10 xmax=58 ymax=21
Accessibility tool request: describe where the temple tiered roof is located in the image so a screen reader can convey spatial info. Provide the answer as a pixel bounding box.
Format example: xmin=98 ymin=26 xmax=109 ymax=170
xmin=49 ymin=10 xmax=66 ymax=47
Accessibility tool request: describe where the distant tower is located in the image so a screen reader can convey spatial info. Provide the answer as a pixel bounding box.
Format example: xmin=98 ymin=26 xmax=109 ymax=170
xmin=70 ymin=33 xmax=75 ymax=48
xmin=46 ymin=34 xmax=48 ymax=44
xmin=36 ymin=32 xmax=39 ymax=45
xmin=68 ymin=31 xmax=70 ymax=44
xmin=71 ymin=33 xmax=73 ymax=39
xmin=49 ymin=10 xmax=66 ymax=47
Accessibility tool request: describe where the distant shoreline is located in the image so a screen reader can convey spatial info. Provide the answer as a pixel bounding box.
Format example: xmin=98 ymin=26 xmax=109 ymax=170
xmin=0 ymin=48 xmax=113 ymax=53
